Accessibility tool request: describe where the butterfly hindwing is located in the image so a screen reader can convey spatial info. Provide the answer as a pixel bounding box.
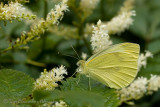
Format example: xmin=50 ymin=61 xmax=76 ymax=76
xmin=85 ymin=43 xmax=140 ymax=89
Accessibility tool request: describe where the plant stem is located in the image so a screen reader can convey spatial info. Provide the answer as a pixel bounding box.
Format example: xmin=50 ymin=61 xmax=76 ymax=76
xmin=27 ymin=59 xmax=46 ymax=67
xmin=78 ymin=19 xmax=92 ymax=55
xmin=71 ymin=1 xmax=92 ymax=55
xmin=42 ymin=0 xmax=48 ymax=51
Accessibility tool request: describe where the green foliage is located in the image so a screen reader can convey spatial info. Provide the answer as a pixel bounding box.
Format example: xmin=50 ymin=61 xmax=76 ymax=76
xmin=34 ymin=75 xmax=118 ymax=107
xmin=0 ymin=69 xmax=34 ymax=100
xmin=61 ymin=75 xmax=119 ymax=107
xmin=138 ymin=54 xmax=160 ymax=78
xmin=148 ymin=40 xmax=160 ymax=54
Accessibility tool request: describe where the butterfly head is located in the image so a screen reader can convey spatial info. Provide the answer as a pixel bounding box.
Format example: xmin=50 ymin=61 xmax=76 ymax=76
xmin=77 ymin=60 xmax=86 ymax=73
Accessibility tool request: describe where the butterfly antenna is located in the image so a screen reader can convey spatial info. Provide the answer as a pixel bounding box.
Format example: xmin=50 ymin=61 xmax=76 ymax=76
xmin=71 ymin=45 xmax=81 ymax=60
xmin=58 ymin=52 xmax=79 ymax=60
xmin=71 ymin=71 xmax=77 ymax=77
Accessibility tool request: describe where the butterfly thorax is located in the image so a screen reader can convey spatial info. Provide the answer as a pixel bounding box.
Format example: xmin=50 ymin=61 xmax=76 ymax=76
xmin=77 ymin=60 xmax=87 ymax=74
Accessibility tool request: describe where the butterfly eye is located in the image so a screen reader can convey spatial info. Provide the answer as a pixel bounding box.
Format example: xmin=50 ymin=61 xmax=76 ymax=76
xmin=77 ymin=61 xmax=80 ymax=66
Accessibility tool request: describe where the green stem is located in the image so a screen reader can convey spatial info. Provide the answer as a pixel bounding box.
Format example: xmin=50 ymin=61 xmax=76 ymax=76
xmin=71 ymin=1 xmax=92 ymax=55
xmin=26 ymin=59 xmax=46 ymax=67
xmin=78 ymin=19 xmax=92 ymax=55
xmin=42 ymin=0 xmax=48 ymax=51
xmin=0 ymin=47 xmax=12 ymax=55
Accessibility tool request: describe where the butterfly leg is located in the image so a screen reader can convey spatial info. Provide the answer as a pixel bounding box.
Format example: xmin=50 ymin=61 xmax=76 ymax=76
xmin=76 ymin=74 xmax=81 ymax=84
xmin=89 ymin=76 xmax=91 ymax=91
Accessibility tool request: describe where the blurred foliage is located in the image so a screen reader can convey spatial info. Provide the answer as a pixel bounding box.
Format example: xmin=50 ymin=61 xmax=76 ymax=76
xmin=0 ymin=0 xmax=160 ymax=106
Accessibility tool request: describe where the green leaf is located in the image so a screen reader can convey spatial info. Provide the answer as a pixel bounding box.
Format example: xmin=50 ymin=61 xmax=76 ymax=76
xmin=0 ymin=69 xmax=34 ymax=100
xmin=33 ymin=75 xmax=119 ymax=107
xmin=34 ymin=90 xmax=106 ymax=107
xmin=60 ymin=75 xmax=119 ymax=107
xmin=147 ymin=39 xmax=160 ymax=54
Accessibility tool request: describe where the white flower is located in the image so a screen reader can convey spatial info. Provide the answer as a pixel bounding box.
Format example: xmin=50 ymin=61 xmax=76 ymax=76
xmin=118 ymin=77 xmax=148 ymax=105
xmin=148 ymin=75 xmax=160 ymax=94
xmin=46 ymin=0 xmax=69 ymax=25
xmin=81 ymin=52 xmax=88 ymax=60
xmin=79 ymin=0 xmax=100 ymax=19
xmin=0 ymin=2 xmax=35 ymax=21
xmin=91 ymin=20 xmax=112 ymax=53
xmin=104 ymin=0 xmax=135 ymax=35
xmin=80 ymin=0 xmax=100 ymax=12
xmin=119 ymin=0 xmax=134 ymax=13
xmin=54 ymin=100 xmax=67 ymax=107
xmin=138 ymin=51 xmax=153 ymax=71
xmin=34 ymin=65 xmax=67 ymax=90
xmin=104 ymin=10 xmax=135 ymax=35
xmin=118 ymin=74 xmax=160 ymax=105
xmin=83 ymin=0 xmax=135 ymax=36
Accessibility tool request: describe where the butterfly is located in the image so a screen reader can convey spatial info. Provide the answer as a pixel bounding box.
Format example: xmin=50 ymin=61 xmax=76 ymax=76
xmin=77 ymin=43 xmax=140 ymax=89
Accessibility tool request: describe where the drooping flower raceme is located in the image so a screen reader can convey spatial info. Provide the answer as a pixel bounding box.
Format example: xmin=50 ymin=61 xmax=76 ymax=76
xmin=118 ymin=75 xmax=160 ymax=105
xmin=104 ymin=10 xmax=135 ymax=35
xmin=0 ymin=2 xmax=35 ymax=21
xmin=1 ymin=0 xmax=69 ymax=53
xmin=138 ymin=51 xmax=153 ymax=71
xmin=80 ymin=0 xmax=100 ymax=16
xmin=83 ymin=0 xmax=135 ymax=37
xmin=103 ymin=0 xmax=135 ymax=35
xmin=34 ymin=65 xmax=67 ymax=90
xmin=91 ymin=20 xmax=112 ymax=53
xmin=47 ymin=0 xmax=69 ymax=25
xmin=118 ymin=77 xmax=148 ymax=105
xmin=119 ymin=0 xmax=134 ymax=13
xmin=147 ymin=75 xmax=160 ymax=94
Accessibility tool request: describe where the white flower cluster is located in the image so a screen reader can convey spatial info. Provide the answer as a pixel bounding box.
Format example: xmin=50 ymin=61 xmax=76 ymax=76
xmin=34 ymin=65 xmax=67 ymax=90
xmin=47 ymin=0 xmax=69 ymax=25
xmin=118 ymin=75 xmax=160 ymax=105
xmin=42 ymin=100 xmax=67 ymax=107
xmin=12 ymin=0 xmax=69 ymax=50
xmin=147 ymin=75 xmax=160 ymax=94
xmin=104 ymin=10 xmax=135 ymax=35
xmin=0 ymin=2 xmax=35 ymax=21
xmin=53 ymin=100 xmax=67 ymax=107
xmin=91 ymin=20 xmax=112 ymax=53
xmin=104 ymin=0 xmax=135 ymax=35
xmin=119 ymin=0 xmax=134 ymax=13
xmin=80 ymin=0 xmax=100 ymax=14
xmin=138 ymin=51 xmax=153 ymax=71
xmin=83 ymin=0 xmax=135 ymax=37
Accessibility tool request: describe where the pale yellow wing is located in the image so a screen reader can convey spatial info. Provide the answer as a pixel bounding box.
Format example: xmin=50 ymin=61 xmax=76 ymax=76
xmin=85 ymin=43 xmax=140 ymax=89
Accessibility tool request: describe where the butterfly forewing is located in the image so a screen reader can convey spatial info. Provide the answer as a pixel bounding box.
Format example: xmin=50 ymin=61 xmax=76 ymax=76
xmin=85 ymin=43 xmax=140 ymax=89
